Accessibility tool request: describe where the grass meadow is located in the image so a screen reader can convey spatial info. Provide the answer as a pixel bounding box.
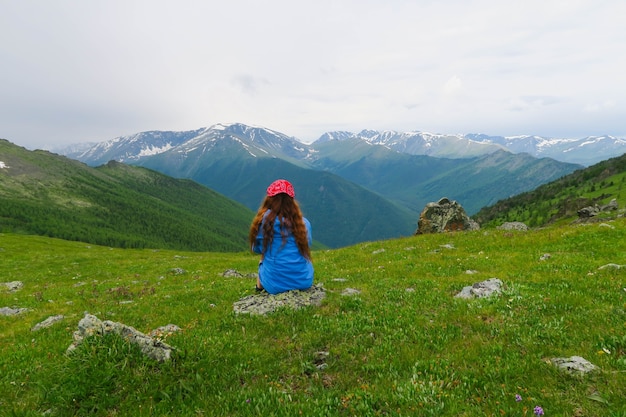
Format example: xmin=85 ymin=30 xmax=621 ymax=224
xmin=1 ymin=219 xmax=626 ymax=416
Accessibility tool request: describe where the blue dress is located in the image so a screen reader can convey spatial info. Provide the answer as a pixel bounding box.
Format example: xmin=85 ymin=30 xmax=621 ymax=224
xmin=252 ymin=213 xmax=314 ymax=294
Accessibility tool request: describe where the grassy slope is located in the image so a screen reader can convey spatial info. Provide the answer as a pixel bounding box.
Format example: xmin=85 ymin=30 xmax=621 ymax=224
xmin=2 ymin=219 xmax=625 ymax=416
xmin=474 ymin=152 xmax=626 ymax=227
xmin=0 ymin=140 xmax=253 ymax=252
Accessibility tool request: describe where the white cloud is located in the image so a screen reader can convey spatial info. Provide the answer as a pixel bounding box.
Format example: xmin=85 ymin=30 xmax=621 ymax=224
xmin=583 ymin=100 xmax=617 ymax=113
xmin=1 ymin=0 xmax=625 ymax=148
xmin=442 ymin=76 xmax=463 ymax=97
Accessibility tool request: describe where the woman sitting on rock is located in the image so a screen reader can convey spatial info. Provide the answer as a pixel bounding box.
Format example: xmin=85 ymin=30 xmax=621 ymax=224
xmin=249 ymin=179 xmax=314 ymax=294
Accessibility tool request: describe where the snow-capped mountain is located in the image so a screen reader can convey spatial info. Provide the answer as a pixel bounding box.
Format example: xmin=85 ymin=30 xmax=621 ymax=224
xmin=168 ymin=123 xmax=313 ymax=163
xmin=319 ymin=130 xmax=626 ymax=166
xmin=60 ymin=122 xmax=626 ymax=168
xmin=63 ymin=123 xmax=313 ymax=167
xmin=466 ymin=134 xmax=626 ymax=166
xmin=63 ymin=128 xmax=209 ymax=166
xmin=316 ymin=130 xmax=504 ymax=158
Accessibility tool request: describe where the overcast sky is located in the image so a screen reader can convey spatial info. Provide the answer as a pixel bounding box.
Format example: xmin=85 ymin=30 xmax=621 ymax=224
xmin=1 ymin=0 xmax=625 ymax=149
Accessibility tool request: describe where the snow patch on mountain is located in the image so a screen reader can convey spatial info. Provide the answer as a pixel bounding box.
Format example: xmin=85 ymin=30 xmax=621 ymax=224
xmin=62 ymin=122 xmax=626 ymax=168
xmin=0 ymin=161 xmax=8 ymax=169
xmin=137 ymin=143 xmax=174 ymax=157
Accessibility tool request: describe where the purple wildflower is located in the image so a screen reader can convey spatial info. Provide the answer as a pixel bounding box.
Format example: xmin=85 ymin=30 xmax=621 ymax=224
xmin=515 ymin=394 xmax=522 ymax=402
xmin=534 ymin=405 xmax=544 ymax=415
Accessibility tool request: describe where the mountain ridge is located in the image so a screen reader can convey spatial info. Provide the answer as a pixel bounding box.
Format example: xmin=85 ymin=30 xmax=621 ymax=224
xmin=57 ymin=122 xmax=626 ymax=167
xmin=0 ymin=139 xmax=253 ymax=251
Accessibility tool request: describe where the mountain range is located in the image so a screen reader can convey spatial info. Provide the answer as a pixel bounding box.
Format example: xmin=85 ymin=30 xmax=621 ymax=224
xmin=52 ymin=123 xmax=590 ymax=248
xmin=316 ymin=130 xmax=626 ymax=166
xmin=61 ymin=125 xmax=626 ymax=167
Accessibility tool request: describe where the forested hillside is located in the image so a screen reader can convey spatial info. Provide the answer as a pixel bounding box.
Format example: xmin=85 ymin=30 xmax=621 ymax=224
xmin=474 ymin=152 xmax=626 ymax=227
xmin=0 ymin=140 xmax=253 ymax=251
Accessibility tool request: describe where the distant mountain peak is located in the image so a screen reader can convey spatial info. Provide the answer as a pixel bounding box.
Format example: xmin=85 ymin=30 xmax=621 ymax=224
xmin=61 ymin=122 xmax=626 ymax=168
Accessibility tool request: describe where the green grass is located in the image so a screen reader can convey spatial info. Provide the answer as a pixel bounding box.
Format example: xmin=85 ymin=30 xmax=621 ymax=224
xmin=2 ymin=220 xmax=626 ymax=416
xmin=474 ymin=152 xmax=626 ymax=228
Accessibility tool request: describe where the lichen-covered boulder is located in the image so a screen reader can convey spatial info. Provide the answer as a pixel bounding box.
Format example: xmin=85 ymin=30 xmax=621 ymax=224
xmin=497 ymin=222 xmax=529 ymax=231
xmin=550 ymin=356 xmax=598 ymax=375
xmin=67 ymin=314 xmax=177 ymax=362
xmin=415 ymin=198 xmax=479 ymax=234
xmin=455 ymin=278 xmax=503 ymax=299
xmin=32 ymin=315 xmax=64 ymax=331
xmin=233 ymin=285 xmax=326 ymax=315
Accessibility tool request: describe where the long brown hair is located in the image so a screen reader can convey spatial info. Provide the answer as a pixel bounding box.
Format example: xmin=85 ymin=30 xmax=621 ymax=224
xmin=249 ymin=193 xmax=311 ymax=260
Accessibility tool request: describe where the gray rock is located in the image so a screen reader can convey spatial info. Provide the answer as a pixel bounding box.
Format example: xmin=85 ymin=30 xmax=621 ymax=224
xmin=67 ymin=314 xmax=176 ymax=362
xmin=602 ymin=199 xmax=618 ymax=211
xmin=233 ymin=285 xmax=326 ymax=316
xmin=149 ymin=324 xmax=182 ymax=338
xmin=578 ymin=199 xmax=619 ymax=219
xmin=31 ymin=315 xmax=64 ymax=331
xmin=221 ymin=269 xmax=258 ymax=279
xmin=415 ymin=197 xmax=479 ymax=234
xmin=0 ymin=306 xmax=30 ymax=316
xmin=455 ymin=278 xmax=503 ymax=299
xmin=598 ymin=263 xmax=625 ymax=270
xmin=578 ymin=205 xmax=600 ymax=218
xmin=550 ymin=356 xmax=598 ymax=375
xmin=497 ymin=222 xmax=529 ymax=231
xmin=341 ymin=288 xmax=361 ymax=297
xmin=2 ymin=281 xmax=24 ymax=292
xmin=222 ymin=269 xmax=243 ymax=277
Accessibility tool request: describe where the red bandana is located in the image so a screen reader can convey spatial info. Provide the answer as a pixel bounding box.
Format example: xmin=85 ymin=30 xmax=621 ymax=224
xmin=266 ymin=179 xmax=295 ymax=198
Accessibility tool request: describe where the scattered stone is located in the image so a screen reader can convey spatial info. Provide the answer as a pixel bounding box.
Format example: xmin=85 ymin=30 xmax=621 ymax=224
xmin=66 ymin=314 xmax=176 ymax=362
xmin=415 ymin=197 xmax=480 ymax=234
xmin=598 ymin=263 xmax=625 ymax=270
xmin=540 ymin=253 xmax=551 ymax=261
xmin=455 ymin=278 xmax=503 ymax=299
xmin=465 ymin=270 xmax=478 ymax=275
xmin=599 ymin=223 xmax=615 ymax=229
xmin=603 ymin=199 xmax=619 ymax=211
xmin=314 ymin=350 xmax=330 ymax=370
xmin=0 ymin=307 xmax=30 ymax=316
xmin=341 ymin=288 xmax=361 ymax=297
xmin=221 ymin=269 xmax=258 ymax=278
xmin=372 ymin=249 xmax=385 ymax=255
xmin=233 ymin=285 xmax=326 ymax=316
xmin=440 ymin=243 xmax=455 ymax=249
xmin=169 ymin=268 xmax=186 ymax=275
xmin=332 ymin=278 xmax=348 ymax=282
xmin=2 ymin=281 xmax=23 ymax=292
xmin=497 ymin=222 xmax=529 ymax=231
xmin=31 ymin=315 xmax=64 ymax=332
xmin=149 ymin=324 xmax=182 ymax=338
xmin=405 ymin=287 xmax=415 ymax=292
xmin=578 ymin=206 xmax=599 ymax=218
xmin=578 ymin=199 xmax=619 ymax=219
xmin=550 ymin=356 xmax=598 ymax=375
